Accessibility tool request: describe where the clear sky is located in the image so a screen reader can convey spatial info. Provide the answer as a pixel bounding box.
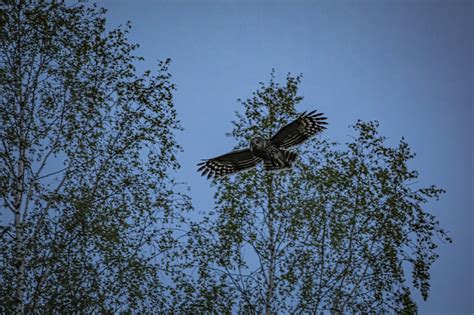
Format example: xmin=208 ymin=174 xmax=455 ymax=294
xmin=99 ymin=1 xmax=472 ymax=313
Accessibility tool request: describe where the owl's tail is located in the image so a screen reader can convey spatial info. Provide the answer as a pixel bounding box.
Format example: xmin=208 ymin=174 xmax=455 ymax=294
xmin=264 ymin=150 xmax=298 ymax=171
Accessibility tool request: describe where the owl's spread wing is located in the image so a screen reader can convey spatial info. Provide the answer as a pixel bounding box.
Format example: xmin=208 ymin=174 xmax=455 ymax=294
xmin=270 ymin=110 xmax=328 ymax=149
xmin=197 ymin=148 xmax=262 ymax=179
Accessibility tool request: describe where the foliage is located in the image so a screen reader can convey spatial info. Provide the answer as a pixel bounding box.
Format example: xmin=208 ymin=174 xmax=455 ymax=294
xmin=179 ymin=72 xmax=451 ymax=314
xmin=0 ymin=1 xmax=189 ymax=313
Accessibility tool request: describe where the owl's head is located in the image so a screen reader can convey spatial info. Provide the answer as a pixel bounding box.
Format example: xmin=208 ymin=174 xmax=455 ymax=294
xmin=250 ymin=136 xmax=266 ymax=150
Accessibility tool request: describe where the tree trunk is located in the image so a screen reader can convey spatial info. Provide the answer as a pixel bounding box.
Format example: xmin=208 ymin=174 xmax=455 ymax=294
xmin=14 ymin=140 xmax=25 ymax=314
xmin=14 ymin=3 xmax=26 ymax=306
xmin=265 ymin=174 xmax=275 ymax=315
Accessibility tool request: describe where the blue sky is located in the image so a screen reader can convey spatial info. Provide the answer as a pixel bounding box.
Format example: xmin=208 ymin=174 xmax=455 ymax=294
xmin=100 ymin=1 xmax=472 ymax=313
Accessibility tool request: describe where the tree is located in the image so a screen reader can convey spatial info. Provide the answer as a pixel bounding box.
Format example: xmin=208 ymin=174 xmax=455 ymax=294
xmin=0 ymin=2 xmax=189 ymax=312
xmin=179 ymin=72 xmax=451 ymax=313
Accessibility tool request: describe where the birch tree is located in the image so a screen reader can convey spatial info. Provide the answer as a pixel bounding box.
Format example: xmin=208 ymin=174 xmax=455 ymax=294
xmin=0 ymin=2 xmax=189 ymax=312
xmin=178 ymin=72 xmax=451 ymax=314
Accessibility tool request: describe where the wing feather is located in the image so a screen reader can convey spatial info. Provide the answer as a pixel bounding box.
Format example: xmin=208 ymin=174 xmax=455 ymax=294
xmin=270 ymin=110 xmax=327 ymax=149
xmin=197 ymin=148 xmax=262 ymax=179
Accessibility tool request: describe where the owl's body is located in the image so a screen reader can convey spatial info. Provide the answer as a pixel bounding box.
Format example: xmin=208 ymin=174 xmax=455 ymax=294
xmin=198 ymin=110 xmax=327 ymax=179
xmin=250 ymin=136 xmax=297 ymax=171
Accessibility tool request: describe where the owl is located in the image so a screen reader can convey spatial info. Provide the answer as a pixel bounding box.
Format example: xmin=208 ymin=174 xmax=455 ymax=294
xmin=198 ymin=110 xmax=327 ymax=179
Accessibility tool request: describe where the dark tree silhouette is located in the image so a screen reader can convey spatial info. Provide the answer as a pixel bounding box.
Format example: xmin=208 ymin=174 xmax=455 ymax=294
xmin=176 ymin=72 xmax=451 ymax=314
xmin=0 ymin=2 xmax=189 ymax=312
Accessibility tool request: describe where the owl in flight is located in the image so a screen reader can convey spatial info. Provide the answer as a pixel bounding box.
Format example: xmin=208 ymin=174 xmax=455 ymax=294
xmin=198 ymin=110 xmax=328 ymax=179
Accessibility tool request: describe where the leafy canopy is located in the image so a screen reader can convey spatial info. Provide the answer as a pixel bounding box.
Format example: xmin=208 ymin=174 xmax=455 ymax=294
xmin=0 ymin=1 xmax=189 ymax=312
xmin=176 ymin=72 xmax=451 ymax=314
